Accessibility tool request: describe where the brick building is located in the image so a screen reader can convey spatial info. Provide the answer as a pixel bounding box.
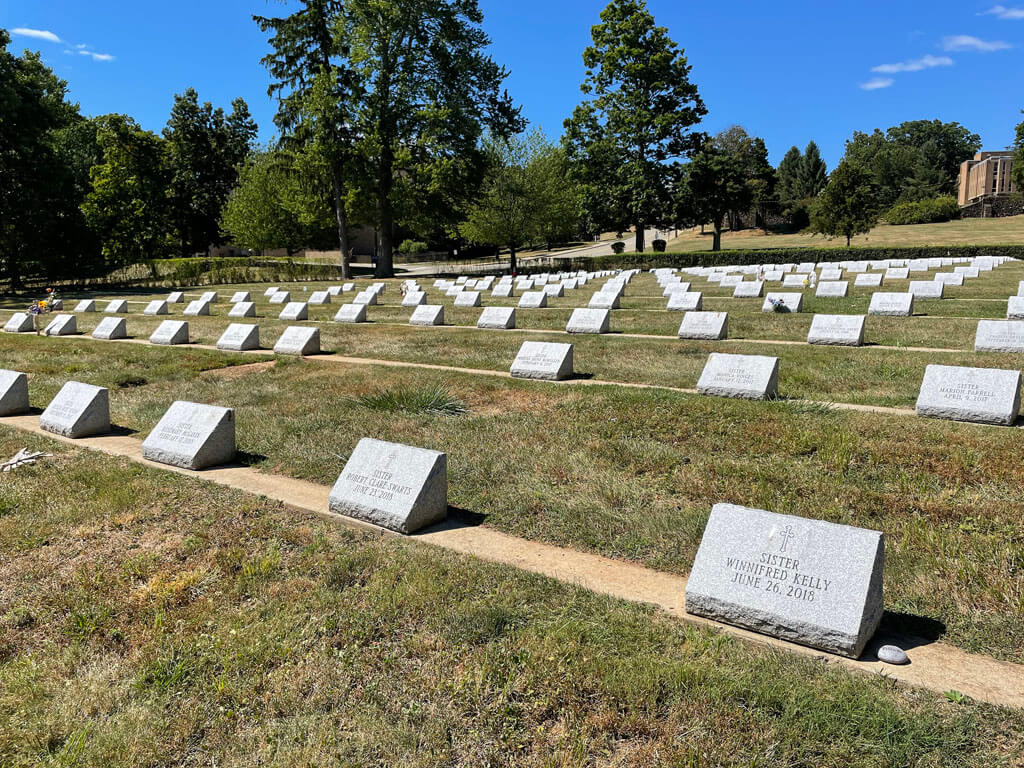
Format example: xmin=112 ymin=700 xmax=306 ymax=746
xmin=958 ymin=151 xmax=1016 ymax=207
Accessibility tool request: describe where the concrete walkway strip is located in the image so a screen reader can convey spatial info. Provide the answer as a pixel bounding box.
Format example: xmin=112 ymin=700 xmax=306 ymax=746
xmin=1 ymin=412 xmax=1022 ymax=710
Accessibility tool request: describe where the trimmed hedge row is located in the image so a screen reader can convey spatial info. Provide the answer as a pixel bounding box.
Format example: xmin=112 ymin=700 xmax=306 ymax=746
xmin=69 ymin=257 xmax=350 ymax=290
xmin=545 ymin=244 xmax=1024 ymax=272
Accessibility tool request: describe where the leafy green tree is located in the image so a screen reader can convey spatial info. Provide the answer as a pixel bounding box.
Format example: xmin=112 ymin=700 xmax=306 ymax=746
xmin=459 ymin=130 xmax=579 ymax=273
xmin=342 ymin=0 xmax=522 ymax=277
xmin=713 ymin=126 xmax=776 ymax=230
xmin=809 ymin=160 xmax=878 ymax=246
xmin=221 ymin=150 xmax=309 ymax=254
xmin=82 ymin=115 xmax=173 ymax=266
xmin=256 ymin=0 xmax=362 ymax=277
xmin=0 ymin=29 xmax=98 ymax=287
xmin=842 ymin=120 xmax=980 ymax=208
xmin=1012 ymin=112 xmax=1024 ymax=193
xmin=678 ymin=142 xmax=751 ymax=251
xmin=564 ymin=0 xmax=705 ymax=253
xmin=163 ymin=88 xmax=257 ymax=256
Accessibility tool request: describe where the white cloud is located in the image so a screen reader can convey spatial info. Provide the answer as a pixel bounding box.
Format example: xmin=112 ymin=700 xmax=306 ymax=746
xmin=872 ymin=54 xmax=953 ymax=73
xmin=12 ymin=27 xmax=61 ymax=44
xmin=942 ymin=35 xmax=1011 ymax=51
xmin=77 ymin=49 xmax=114 ymax=62
xmin=981 ymin=5 xmax=1024 ymax=19
xmin=860 ymin=77 xmax=895 ymax=91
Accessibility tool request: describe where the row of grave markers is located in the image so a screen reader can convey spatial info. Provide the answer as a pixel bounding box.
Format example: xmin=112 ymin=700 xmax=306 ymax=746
xmin=0 ymin=367 xmax=889 ymax=660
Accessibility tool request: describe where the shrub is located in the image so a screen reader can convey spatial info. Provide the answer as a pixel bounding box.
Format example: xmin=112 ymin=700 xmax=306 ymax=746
xmin=349 ymin=385 xmax=467 ymax=416
xmin=611 ymin=241 xmax=626 ymax=254
xmin=652 ymin=239 xmax=667 ymax=252
xmin=884 ymin=197 xmax=959 ymax=226
xmin=399 ymin=239 xmax=428 ymax=255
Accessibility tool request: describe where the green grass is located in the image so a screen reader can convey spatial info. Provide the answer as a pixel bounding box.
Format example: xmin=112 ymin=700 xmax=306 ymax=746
xmin=0 ymin=433 xmax=1021 ymax=766
xmin=349 ymin=384 xmax=468 ymax=416
xmin=665 ymin=215 xmax=1024 ymax=252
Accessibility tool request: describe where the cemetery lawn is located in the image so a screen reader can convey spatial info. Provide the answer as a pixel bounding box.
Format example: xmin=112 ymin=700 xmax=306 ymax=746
xmin=1 ymin=333 xmax=1023 ymax=664
xmin=665 ymin=214 xmax=1024 ymax=252
xmin=1 ymin=431 xmax=1022 ymax=767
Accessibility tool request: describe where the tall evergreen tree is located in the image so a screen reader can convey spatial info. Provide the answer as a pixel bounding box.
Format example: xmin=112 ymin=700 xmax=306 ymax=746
xmin=1011 ymin=111 xmax=1023 ymax=193
xmin=564 ymin=0 xmax=706 ymax=253
xmin=797 ymin=140 xmax=828 ymax=198
xmin=343 ymin=0 xmax=522 ymax=277
xmin=256 ymin=0 xmax=362 ymax=277
xmin=776 ymin=145 xmax=803 ymax=210
xmin=164 ymin=88 xmax=257 ymax=256
xmin=678 ymin=141 xmax=751 ymax=251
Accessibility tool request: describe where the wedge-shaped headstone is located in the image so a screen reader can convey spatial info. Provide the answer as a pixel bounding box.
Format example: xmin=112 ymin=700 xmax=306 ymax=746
xmin=1018 ymin=280 xmax=1024 ymax=297
xmin=74 ymin=300 xmax=96 ymax=313
xmin=104 ymin=300 xmax=128 ymax=314
xmin=43 ymin=314 xmax=76 ymax=336
xmin=92 ymin=316 xmax=127 ymax=340
xmin=327 ymin=285 xmax=342 ymax=296
xmin=477 ymin=306 xmax=516 ymax=330
xmin=678 ymin=311 xmax=728 ymax=340
xmin=309 ymin=290 xmax=331 ymax=305
xmin=663 ymin=282 xmax=692 ymax=297
xmin=341 ymin=283 xmax=355 ymax=292
xmin=402 ymin=291 xmax=427 ymax=307
xmin=274 ymin=326 xmax=320 ymax=356
xmin=264 ymin=286 xmax=280 ymax=297
xmin=908 ymin=280 xmax=944 ymax=299
xmin=217 ymin=323 xmax=260 ymax=351
xmin=935 ymin=272 xmax=964 ymax=286
xmin=883 ymin=268 xmax=909 ymax=281
xmin=329 ymin=438 xmax=447 ymax=533
xmin=4 ymin=313 xmax=35 ymax=333
xmin=975 ymin=320 xmax=1024 ymax=353
xmin=141 ymin=401 xmax=236 ymax=470
xmin=781 ymin=274 xmax=807 ymax=288
xmin=0 ymin=370 xmax=30 ymax=416
xmin=853 ymin=273 xmax=882 ymax=288
xmin=566 ymin=308 xmax=609 ymax=334
xmin=150 ymin=320 xmax=189 ymax=345
xmin=956 ymin=267 xmax=980 ymax=278
xmin=818 ymin=269 xmax=842 ymax=281
xmin=686 ymin=503 xmax=884 ymax=658
xmin=815 ymin=281 xmax=848 ymax=298
xmin=491 ymin=284 xmax=513 ymax=298
xmin=409 ymin=305 xmax=444 ymax=326
xmin=667 ymin=291 xmax=703 ymax=311
xmin=230 ymin=291 xmax=251 ymax=303
xmin=518 ymin=291 xmax=548 ymax=309
xmin=868 ymin=292 xmax=913 ymax=317
xmin=279 ymin=301 xmax=309 ymax=321
xmin=588 ymin=291 xmax=619 ymax=309
xmin=697 ymin=353 xmax=779 ymax=400
xmin=268 ymin=291 xmax=291 ymax=304
xmin=200 ymin=291 xmax=219 ymax=304
xmin=40 ymin=381 xmax=109 ymax=438
xmin=916 ymin=364 xmax=1021 ymax=426
xmin=143 ymin=300 xmax=168 ymax=316
xmin=183 ymin=300 xmax=210 ymax=317
xmin=541 ymin=283 xmax=564 ymax=297
xmin=353 ymin=291 xmax=377 ymax=306
xmin=454 ymin=291 xmax=482 ymax=308
xmin=228 ymin=301 xmax=256 ymax=318
xmin=761 ymin=293 xmax=803 ymax=313
xmin=808 ymin=314 xmax=865 ymax=346
xmin=1007 ymin=296 xmax=1024 ymax=320
xmin=510 ymin=341 xmax=573 ymax=381
xmin=733 ymin=281 xmax=764 ymax=298
xmin=167 ymin=291 xmax=185 ymax=303
xmin=334 ymin=303 xmax=367 ymax=323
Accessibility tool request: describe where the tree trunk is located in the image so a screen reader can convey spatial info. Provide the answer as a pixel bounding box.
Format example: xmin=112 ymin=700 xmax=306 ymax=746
xmin=846 ymin=233 xmax=852 ymax=247
xmin=634 ymin=222 xmax=645 ymax=253
xmin=331 ymin=173 xmax=352 ymax=279
xmin=375 ymin=143 xmax=396 ymax=278
xmin=509 ymin=244 xmax=517 ymax=275
xmin=713 ymin=218 xmax=723 ymax=251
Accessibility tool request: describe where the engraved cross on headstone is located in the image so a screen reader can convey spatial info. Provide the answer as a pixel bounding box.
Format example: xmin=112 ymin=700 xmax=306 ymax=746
xmin=778 ymin=524 xmax=796 ymax=554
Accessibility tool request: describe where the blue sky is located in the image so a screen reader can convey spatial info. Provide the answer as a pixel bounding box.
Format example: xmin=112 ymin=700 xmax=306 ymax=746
xmin=3 ymin=0 xmax=1022 ymax=168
